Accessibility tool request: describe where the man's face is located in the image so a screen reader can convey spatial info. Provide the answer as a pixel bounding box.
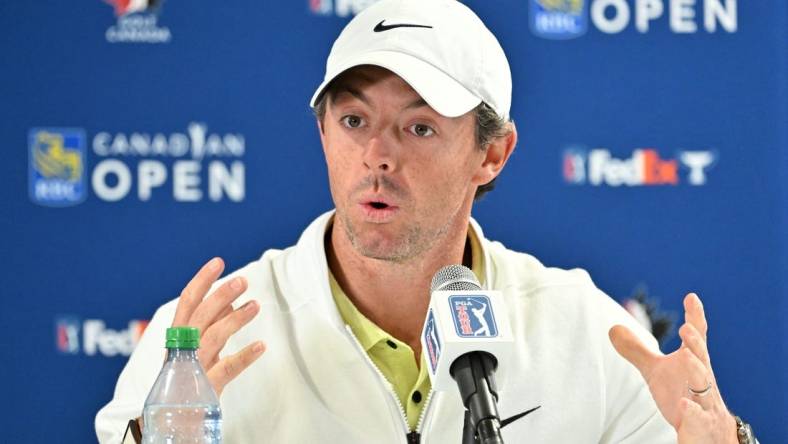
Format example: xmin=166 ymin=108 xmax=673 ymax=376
xmin=319 ymin=66 xmax=489 ymax=263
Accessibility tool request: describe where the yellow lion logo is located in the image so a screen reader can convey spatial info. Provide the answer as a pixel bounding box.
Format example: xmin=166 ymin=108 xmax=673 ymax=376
xmin=33 ymin=131 xmax=82 ymax=182
xmin=536 ymin=0 xmax=583 ymax=13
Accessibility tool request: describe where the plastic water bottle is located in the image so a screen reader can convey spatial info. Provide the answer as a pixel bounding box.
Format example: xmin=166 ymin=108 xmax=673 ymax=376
xmin=142 ymin=327 xmax=222 ymax=443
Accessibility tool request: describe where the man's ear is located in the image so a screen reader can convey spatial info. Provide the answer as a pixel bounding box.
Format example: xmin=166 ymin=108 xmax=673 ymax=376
xmin=472 ymin=122 xmax=518 ymax=186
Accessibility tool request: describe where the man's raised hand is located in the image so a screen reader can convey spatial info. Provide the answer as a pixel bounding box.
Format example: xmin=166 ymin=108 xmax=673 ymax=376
xmin=172 ymin=257 xmax=265 ymax=397
xmin=609 ymin=293 xmax=738 ymax=444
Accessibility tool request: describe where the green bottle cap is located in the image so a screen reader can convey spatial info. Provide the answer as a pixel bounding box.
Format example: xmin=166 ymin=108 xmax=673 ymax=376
xmin=166 ymin=327 xmax=200 ymax=349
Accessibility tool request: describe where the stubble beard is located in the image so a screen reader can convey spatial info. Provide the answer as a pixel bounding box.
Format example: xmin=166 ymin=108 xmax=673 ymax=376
xmin=335 ymin=174 xmax=462 ymax=263
xmin=338 ymin=206 xmax=455 ymax=264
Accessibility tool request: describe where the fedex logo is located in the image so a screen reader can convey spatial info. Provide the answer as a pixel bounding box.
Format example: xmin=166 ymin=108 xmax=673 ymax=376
xmin=563 ymin=148 xmax=716 ymax=186
xmin=55 ymin=317 xmax=149 ymax=357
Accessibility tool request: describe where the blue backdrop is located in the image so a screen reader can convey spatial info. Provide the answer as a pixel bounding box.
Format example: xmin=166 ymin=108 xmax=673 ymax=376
xmin=1 ymin=0 xmax=785 ymax=442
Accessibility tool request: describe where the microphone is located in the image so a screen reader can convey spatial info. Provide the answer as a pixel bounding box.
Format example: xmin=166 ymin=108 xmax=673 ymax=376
xmin=421 ymin=265 xmax=514 ymax=444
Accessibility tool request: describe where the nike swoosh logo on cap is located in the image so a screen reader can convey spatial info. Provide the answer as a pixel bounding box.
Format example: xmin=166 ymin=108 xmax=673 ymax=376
xmin=373 ymin=20 xmax=433 ymax=32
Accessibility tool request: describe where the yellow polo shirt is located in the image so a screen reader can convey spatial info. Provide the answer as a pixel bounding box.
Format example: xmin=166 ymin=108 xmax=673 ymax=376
xmin=329 ymin=226 xmax=486 ymax=431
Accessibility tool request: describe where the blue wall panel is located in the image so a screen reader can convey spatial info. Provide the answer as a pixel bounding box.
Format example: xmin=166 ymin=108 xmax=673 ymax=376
xmin=0 ymin=0 xmax=785 ymax=441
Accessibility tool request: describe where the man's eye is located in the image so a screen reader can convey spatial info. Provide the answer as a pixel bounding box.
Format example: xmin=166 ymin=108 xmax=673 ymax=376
xmin=409 ymin=124 xmax=435 ymax=137
xmin=341 ymin=115 xmax=364 ymax=128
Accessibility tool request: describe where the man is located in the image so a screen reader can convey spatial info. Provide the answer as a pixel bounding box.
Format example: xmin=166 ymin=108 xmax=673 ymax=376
xmin=96 ymin=0 xmax=754 ymax=442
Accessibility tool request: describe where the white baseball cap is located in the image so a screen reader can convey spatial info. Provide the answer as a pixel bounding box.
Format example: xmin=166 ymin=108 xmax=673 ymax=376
xmin=309 ymin=0 xmax=512 ymax=120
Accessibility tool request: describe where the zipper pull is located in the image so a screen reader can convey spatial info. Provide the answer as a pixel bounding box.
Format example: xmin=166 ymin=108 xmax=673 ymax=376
xmin=406 ymin=431 xmax=421 ymax=444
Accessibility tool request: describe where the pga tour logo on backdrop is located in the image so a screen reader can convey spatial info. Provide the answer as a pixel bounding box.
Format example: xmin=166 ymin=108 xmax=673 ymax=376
xmin=28 ymin=124 xmax=246 ymax=206
xmin=450 ymin=295 xmax=498 ymax=338
xmin=529 ymin=0 xmax=737 ymax=39
xmin=103 ymin=0 xmax=171 ymax=43
xmin=56 ymin=317 xmax=149 ymax=357
xmin=563 ymin=147 xmax=717 ymax=186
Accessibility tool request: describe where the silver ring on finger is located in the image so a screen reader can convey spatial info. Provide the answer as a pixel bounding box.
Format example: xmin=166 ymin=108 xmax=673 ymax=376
xmin=687 ymin=380 xmax=712 ymax=397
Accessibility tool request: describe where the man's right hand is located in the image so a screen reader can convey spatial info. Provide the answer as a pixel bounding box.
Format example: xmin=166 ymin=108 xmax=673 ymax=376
xmin=171 ymin=257 xmax=265 ymax=397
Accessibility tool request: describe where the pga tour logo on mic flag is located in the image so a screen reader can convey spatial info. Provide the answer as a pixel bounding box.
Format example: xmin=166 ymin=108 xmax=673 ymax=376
xmin=424 ymin=310 xmax=442 ymax=373
xmin=450 ymin=295 xmax=498 ymax=338
xmin=422 ymin=291 xmax=513 ymax=391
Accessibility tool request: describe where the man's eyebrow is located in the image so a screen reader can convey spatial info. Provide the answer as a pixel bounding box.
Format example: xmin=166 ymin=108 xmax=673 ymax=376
xmin=405 ymin=98 xmax=429 ymax=110
xmin=331 ymin=86 xmax=429 ymax=110
xmin=331 ymin=86 xmax=369 ymax=105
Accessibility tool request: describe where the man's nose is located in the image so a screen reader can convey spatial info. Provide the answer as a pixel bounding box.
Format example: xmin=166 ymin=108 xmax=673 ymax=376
xmin=362 ymin=131 xmax=397 ymax=172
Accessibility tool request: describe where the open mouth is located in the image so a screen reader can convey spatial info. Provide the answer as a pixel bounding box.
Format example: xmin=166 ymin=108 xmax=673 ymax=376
xmin=360 ymin=198 xmax=399 ymax=222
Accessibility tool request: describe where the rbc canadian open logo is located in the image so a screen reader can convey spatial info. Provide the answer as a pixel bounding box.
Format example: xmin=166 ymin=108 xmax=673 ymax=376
xmin=103 ymin=0 xmax=171 ymax=43
xmin=449 ymin=295 xmax=498 ymax=338
xmin=529 ymin=0 xmax=588 ymax=39
xmin=29 ymin=128 xmax=87 ymax=207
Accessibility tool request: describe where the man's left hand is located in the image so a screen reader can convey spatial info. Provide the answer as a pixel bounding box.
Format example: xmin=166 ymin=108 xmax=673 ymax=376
xmin=609 ymin=293 xmax=738 ymax=444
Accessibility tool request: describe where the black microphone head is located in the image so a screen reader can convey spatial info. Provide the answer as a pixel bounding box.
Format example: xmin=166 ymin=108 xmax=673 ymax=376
xmin=430 ymin=264 xmax=482 ymax=292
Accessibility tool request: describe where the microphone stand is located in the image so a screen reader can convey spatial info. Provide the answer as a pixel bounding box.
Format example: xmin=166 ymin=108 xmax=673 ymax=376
xmin=462 ymin=410 xmax=476 ymax=444
xmin=452 ymin=352 xmax=504 ymax=444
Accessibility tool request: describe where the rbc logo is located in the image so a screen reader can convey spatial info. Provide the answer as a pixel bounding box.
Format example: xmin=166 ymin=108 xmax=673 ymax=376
xmin=449 ymin=296 xmax=498 ymax=338
xmin=423 ymin=310 xmax=442 ymax=373
xmin=530 ymin=0 xmax=588 ymax=40
xmin=307 ymin=0 xmax=379 ymax=17
xmin=55 ymin=317 xmax=81 ymax=354
xmin=29 ymin=129 xmax=87 ymax=207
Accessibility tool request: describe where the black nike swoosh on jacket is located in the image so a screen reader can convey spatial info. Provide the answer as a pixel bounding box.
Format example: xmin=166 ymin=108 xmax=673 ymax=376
xmin=501 ymin=405 xmax=541 ymax=428
xmin=373 ymin=20 xmax=433 ymax=32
